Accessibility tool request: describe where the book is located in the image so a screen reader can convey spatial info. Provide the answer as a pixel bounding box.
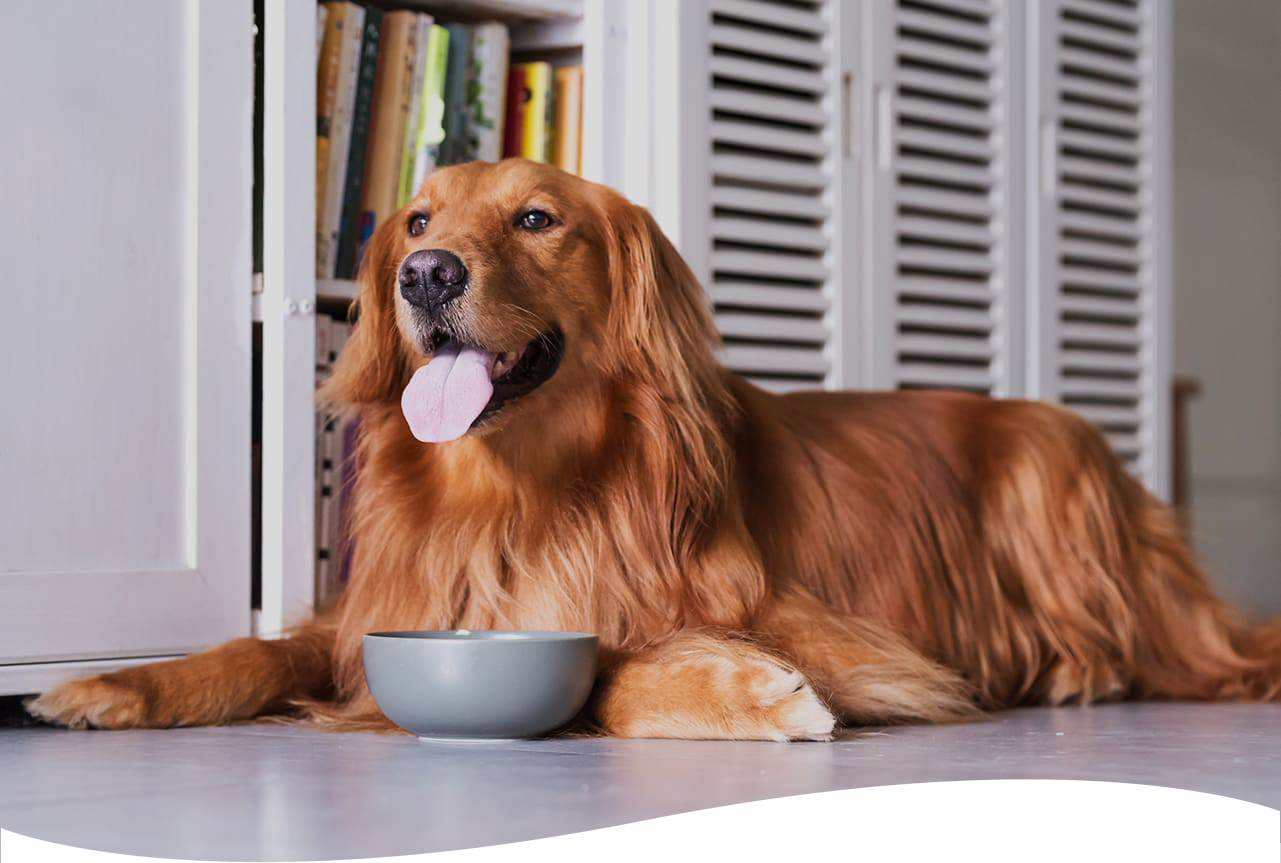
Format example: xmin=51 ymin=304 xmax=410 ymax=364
xmin=408 ymin=25 xmax=452 ymax=197
xmin=335 ymin=8 xmax=382 ymax=281
xmin=519 ymin=62 xmax=554 ymax=163
xmin=314 ymin=316 xmax=356 ymax=609
xmin=439 ymin=24 xmax=475 ymax=166
xmin=502 ymin=65 xmax=527 ymax=159
xmin=469 ymin=23 xmax=510 ymax=162
xmin=317 ymin=2 xmax=366 ymax=278
xmin=552 ymin=65 xmax=583 ymax=175
xmin=315 ymin=7 xmax=346 ymax=233
xmin=358 ymin=11 xmax=419 ymax=246
xmin=396 ymin=13 xmax=434 ymax=208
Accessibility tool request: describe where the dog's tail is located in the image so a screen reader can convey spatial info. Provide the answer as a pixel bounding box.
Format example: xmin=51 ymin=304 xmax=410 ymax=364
xmin=1126 ymin=491 xmax=1281 ymax=702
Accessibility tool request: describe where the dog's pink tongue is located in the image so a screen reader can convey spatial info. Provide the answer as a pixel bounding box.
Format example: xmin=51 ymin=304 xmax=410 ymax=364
xmin=400 ymin=344 xmax=495 ymax=443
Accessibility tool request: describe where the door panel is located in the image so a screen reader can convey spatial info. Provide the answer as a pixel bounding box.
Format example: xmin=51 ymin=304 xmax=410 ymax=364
xmin=0 ymin=0 xmax=253 ymax=667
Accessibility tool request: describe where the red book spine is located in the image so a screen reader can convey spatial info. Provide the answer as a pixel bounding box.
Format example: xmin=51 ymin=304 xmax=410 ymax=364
xmin=502 ymin=66 xmax=527 ymax=159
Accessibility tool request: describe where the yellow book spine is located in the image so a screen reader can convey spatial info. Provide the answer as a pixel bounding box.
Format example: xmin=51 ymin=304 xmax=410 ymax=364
xmin=315 ymin=5 xmax=347 ymax=224
xmin=520 ymin=62 xmax=552 ymax=163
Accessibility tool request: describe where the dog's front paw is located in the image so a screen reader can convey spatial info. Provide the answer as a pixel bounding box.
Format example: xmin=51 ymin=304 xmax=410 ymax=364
xmin=739 ymin=656 xmax=837 ymax=741
xmin=26 ymin=675 xmax=151 ymax=730
xmin=596 ymin=636 xmax=837 ymax=741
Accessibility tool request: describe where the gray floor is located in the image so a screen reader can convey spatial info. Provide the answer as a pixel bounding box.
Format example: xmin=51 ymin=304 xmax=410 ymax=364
xmin=0 ymin=703 xmax=1278 ymax=861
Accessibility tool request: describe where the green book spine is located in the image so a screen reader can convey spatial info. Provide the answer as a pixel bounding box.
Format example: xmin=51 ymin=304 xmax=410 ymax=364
xmin=409 ymin=25 xmax=451 ymax=195
xmin=335 ymin=8 xmax=382 ymax=281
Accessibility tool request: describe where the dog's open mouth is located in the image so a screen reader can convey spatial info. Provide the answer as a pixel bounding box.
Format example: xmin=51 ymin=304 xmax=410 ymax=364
xmin=401 ymin=329 xmax=562 ymax=443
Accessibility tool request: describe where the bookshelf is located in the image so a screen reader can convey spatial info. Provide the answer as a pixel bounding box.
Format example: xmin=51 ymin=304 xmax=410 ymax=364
xmin=257 ymin=0 xmax=636 ymax=635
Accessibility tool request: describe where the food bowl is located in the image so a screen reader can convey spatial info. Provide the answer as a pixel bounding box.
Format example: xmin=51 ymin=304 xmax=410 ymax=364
xmin=362 ymin=630 xmax=599 ymax=740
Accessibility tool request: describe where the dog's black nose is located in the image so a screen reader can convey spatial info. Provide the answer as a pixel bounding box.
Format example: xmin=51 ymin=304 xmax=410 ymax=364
xmin=399 ymin=249 xmax=467 ymax=312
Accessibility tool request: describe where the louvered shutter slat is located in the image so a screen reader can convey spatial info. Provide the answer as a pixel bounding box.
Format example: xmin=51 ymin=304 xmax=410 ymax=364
xmin=897 ymin=334 xmax=996 ymax=361
xmin=1060 ymin=102 xmax=1145 ymax=136
xmin=1059 ymin=265 xmax=1143 ymax=294
xmin=897 ymin=304 xmax=997 ymax=331
xmin=710 ymin=89 xmax=827 ymax=127
xmin=897 ymin=363 xmax=995 ymax=391
xmin=1061 ymin=0 xmax=1142 ymax=30
xmin=895 ymin=8 xmax=993 ymax=46
xmin=896 ymin=127 xmax=998 ymax=163
xmin=712 ymin=217 xmax=828 ymax=253
xmin=711 ymin=186 xmax=828 ymax=221
xmin=714 ymin=312 xmax=828 ymax=343
xmin=1060 ymin=321 xmax=1142 ymax=349
xmin=897 ymin=186 xmax=997 ymax=220
xmin=712 ymin=153 xmax=827 ymax=190
xmin=711 ymin=0 xmax=827 ymax=36
xmin=711 ymin=120 xmax=828 ymax=159
xmin=722 ymin=345 xmax=830 ymax=376
xmin=1058 ymin=129 xmax=1142 ymax=163
xmin=1058 ymin=293 xmax=1141 ymax=319
xmin=897 ymin=216 xmax=996 ymax=248
xmin=896 ymin=68 xmax=997 ymax=105
xmin=1059 ymin=238 xmax=1143 ymax=269
xmin=711 ymin=283 xmax=829 ymax=313
xmin=895 ymin=275 xmax=997 ymax=305
xmin=709 ymin=56 xmax=827 ymax=96
xmin=712 ymin=249 xmax=828 ymax=282
xmin=1058 ymin=157 xmax=1143 ymax=191
xmin=895 ymin=97 xmax=996 ymax=134
xmin=1059 ymin=47 xmax=1140 ymax=83
xmin=1059 ymin=350 xmax=1143 ymax=374
xmin=898 ymin=35 xmax=997 ymax=76
xmin=896 ymin=156 xmax=998 ymax=189
xmin=710 ymin=21 xmax=818 ymax=66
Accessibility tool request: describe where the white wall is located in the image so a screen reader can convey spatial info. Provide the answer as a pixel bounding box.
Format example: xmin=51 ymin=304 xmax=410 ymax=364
xmin=1173 ymin=0 xmax=1281 ymax=615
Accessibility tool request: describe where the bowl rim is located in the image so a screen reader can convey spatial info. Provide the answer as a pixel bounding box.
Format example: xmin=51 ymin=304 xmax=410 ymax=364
xmin=363 ymin=629 xmax=598 ymax=643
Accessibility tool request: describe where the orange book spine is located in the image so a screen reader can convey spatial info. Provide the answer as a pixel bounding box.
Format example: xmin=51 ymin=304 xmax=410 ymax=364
xmin=552 ymin=66 xmax=583 ymax=175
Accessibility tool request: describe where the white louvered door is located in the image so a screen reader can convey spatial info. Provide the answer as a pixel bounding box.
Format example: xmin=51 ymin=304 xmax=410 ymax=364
xmin=691 ymin=0 xmax=850 ymax=394
xmin=864 ymin=0 xmax=1024 ymax=397
xmin=1028 ymin=0 xmax=1170 ymax=495
xmin=649 ymin=0 xmax=1170 ymax=494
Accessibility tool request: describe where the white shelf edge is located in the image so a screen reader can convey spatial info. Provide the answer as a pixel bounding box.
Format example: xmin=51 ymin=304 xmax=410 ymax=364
xmin=511 ymin=16 xmax=584 ymax=52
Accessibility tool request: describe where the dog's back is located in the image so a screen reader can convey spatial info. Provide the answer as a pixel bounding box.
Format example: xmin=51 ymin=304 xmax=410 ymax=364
xmin=730 ymin=377 xmax=1281 ymax=706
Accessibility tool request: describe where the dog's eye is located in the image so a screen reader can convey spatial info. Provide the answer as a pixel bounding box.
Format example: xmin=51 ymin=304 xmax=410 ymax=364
xmin=516 ymin=209 xmax=553 ymax=231
xmin=407 ymin=213 xmax=429 ymax=236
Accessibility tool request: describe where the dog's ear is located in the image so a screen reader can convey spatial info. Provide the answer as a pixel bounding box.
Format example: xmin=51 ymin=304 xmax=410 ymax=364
xmin=602 ymin=198 xmax=721 ymax=396
xmin=320 ymin=217 xmax=411 ymax=407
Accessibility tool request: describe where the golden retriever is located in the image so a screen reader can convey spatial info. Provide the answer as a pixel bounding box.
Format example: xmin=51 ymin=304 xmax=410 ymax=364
xmin=29 ymin=160 xmax=1281 ymax=739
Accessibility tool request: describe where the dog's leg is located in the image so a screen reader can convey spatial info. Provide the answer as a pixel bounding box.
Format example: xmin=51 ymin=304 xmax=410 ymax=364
xmin=592 ymin=629 xmax=837 ymax=741
xmin=755 ymin=593 xmax=982 ymax=724
xmin=25 ymin=623 xmax=336 ymax=730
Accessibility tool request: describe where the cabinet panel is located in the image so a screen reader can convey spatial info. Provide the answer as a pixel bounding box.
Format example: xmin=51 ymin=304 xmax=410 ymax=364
xmin=0 ymin=0 xmax=253 ymax=675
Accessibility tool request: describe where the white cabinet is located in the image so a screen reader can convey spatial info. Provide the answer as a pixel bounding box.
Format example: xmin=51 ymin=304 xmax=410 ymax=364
xmin=0 ymin=2 xmax=254 ymax=693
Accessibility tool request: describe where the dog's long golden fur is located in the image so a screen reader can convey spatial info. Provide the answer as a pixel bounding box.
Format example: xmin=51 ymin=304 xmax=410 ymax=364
xmin=31 ymin=161 xmax=1281 ymax=739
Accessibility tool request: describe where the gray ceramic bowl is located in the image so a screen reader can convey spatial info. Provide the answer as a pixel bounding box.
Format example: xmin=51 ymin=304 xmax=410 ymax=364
xmin=362 ymin=630 xmax=599 ymax=740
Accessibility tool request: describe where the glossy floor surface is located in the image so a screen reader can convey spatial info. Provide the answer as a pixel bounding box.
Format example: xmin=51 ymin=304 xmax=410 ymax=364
xmin=1 ymin=703 xmax=1278 ymax=861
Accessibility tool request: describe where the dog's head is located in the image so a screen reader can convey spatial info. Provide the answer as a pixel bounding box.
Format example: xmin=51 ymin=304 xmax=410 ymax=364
xmin=325 ymin=159 xmax=724 ymax=445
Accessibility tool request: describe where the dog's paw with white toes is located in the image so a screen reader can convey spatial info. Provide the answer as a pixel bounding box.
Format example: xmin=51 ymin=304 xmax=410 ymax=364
xmin=740 ymin=657 xmax=836 ymax=742
xmin=596 ymin=639 xmax=837 ymax=742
